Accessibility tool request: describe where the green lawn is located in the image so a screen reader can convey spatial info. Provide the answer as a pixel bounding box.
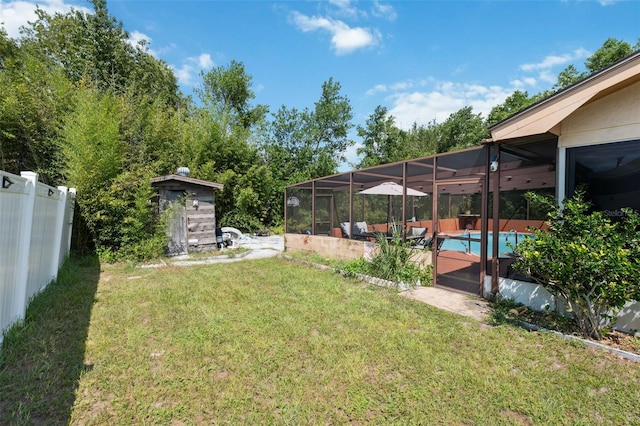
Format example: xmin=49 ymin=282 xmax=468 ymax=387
xmin=2 ymin=256 xmax=640 ymax=424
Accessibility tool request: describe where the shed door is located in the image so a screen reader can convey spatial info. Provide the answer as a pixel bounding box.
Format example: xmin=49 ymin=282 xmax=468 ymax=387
xmin=166 ymin=190 xmax=187 ymax=255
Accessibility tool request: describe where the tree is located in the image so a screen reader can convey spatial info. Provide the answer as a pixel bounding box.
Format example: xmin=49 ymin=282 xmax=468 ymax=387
xmin=197 ymin=60 xmax=268 ymax=133
xmin=553 ymin=65 xmax=584 ymax=91
xmin=355 ymin=106 xmax=407 ymax=168
xmin=261 ymin=105 xmax=312 ymax=184
xmin=486 ymin=90 xmax=544 ymax=127
xmin=404 ymin=120 xmax=438 ymax=159
xmin=193 ymin=60 xmax=276 ymax=228
xmin=554 ymin=38 xmax=638 ymax=91
xmin=0 ymin=36 xmax=73 ymax=182
xmin=261 ymin=78 xmax=354 ymax=181
xmin=307 ymin=78 xmax=354 ymax=175
xmin=22 ymin=0 xmax=180 ymax=104
xmin=436 ymin=106 xmax=488 ymax=153
xmin=512 ymin=190 xmax=640 ymax=340
xmin=585 ymin=38 xmax=636 ymax=73
xmin=60 ymin=86 xmax=127 ymax=254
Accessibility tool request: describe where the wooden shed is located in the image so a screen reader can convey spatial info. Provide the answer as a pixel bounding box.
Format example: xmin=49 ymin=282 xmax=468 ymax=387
xmin=151 ymin=170 xmax=223 ymax=256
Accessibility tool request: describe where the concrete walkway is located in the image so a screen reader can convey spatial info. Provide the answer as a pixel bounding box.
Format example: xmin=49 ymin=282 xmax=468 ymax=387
xmin=163 ymin=234 xmax=285 ymax=267
xmin=400 ymin=286 xmax=491 ymax=322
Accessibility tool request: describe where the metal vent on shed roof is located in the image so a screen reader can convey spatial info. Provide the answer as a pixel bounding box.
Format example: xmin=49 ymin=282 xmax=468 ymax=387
xmin=176 ymin=167 xmax=190 ymax=177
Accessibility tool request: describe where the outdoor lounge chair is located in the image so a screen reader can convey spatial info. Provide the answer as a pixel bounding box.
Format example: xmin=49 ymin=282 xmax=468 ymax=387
xmin=339 ymin=222 xmax=351 ymax=238
xmin=423 ymin=232 xmax=445 ymax=253
xmin=339 ymin=222 xmax=376 ymax=240
xmin=406 ymin=226 xmax=427 ymax=247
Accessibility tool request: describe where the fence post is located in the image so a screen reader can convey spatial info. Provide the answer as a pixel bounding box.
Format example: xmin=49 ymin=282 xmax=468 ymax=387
xmin=14 ymin=172 xmax=37 ymax=322
xmin=67 ymin=189 xmax=76 ymax=254
xmin=50 ymin=186 xmax=67 ymax=278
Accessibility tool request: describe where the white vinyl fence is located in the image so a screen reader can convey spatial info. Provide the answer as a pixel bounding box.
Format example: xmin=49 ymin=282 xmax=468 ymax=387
xmin=0 ymin=171 xmax=76 ymax=344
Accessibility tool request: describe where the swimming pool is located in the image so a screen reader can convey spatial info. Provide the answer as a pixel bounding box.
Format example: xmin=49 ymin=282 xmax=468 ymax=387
xmin=439 ymin=231 xmax=532 ymax=256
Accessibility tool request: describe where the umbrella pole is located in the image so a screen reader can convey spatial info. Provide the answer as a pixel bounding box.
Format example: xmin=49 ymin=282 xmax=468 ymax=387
xmin=387 ymin=194 xmax=391 ymax=234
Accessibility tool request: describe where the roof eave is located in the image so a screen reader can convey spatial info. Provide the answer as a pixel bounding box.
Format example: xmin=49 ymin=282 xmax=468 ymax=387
xmin=489 ymin=51 xmax=640 ymax=142
xmin=150 ymin=174 xmax=224 ymax=190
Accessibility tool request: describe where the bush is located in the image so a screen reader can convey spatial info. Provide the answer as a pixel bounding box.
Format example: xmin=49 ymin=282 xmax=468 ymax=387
xmin=512 ymin=190 xmax=640 ymax=340
xmin=368 ymin=228 xmax=431 ymax=288
xmin=82 ymin=168 xmax=168 ymax=262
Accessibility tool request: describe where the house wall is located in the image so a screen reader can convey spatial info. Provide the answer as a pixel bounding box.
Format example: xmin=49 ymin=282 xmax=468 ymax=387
xmin=559 ymin=80 xmax=640 ymax=148
xmin=547 ymin=80 xmax=640 ymax=335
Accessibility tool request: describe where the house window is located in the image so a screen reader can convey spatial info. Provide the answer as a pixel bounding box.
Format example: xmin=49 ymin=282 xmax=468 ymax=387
xmin=566 ymin=139 xmax=640 ymax=216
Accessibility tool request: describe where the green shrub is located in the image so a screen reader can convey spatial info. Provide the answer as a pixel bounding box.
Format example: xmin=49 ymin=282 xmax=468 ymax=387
xmin=512 ymin=190 xmax=640 ymax=340
xmin=368 ymin=228 xmax=431 ymax=288
xmin=86 ymin=168 xmax=168 ymax=262
xmin=341 ymin=257 xmax=370 ymax=277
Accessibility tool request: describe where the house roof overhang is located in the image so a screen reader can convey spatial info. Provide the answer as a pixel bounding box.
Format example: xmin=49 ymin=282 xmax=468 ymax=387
xmin=151 ymin=174 xmax=224 ymax=190
xmin=488 ymin=51 xmax=640 ymax=144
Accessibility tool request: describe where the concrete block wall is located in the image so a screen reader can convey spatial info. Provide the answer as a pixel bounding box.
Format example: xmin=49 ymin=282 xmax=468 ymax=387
xmin=284 ymin=234 xmax=433 ymax=268
xmin=285 ymin=234 xmax=367 ymax=260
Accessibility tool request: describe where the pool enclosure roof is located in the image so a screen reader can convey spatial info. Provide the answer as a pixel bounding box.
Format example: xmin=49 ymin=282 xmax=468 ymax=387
xmin=286 ymin=142 xmax=556 ymax=197
xmin=287 ymin=146 xmax=487 ymax=193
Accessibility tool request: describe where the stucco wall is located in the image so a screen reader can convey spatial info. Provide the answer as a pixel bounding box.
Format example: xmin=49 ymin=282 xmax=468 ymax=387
xmin=560 ymin=80 xmax=640 ymax=148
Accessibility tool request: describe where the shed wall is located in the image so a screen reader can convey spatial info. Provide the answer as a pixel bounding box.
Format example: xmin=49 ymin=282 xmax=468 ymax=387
xmin=155 ymin=182 xmax=218 ymax=253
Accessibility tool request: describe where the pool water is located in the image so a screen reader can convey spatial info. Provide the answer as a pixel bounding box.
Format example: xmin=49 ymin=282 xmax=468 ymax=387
xmin=439 ymin=232 xmax=532 ymax=256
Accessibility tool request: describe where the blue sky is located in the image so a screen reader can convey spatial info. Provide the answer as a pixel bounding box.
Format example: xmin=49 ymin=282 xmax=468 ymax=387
xmin=2 ymin=0 xmax=639 ymax=165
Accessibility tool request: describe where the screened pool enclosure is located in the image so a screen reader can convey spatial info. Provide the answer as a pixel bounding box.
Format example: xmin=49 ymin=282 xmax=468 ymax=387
xmin=285 ymin=139 xmax=557 ymax=296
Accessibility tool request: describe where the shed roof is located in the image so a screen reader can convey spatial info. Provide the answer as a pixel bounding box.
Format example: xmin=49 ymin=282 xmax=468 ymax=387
xmin=151 ymin=174 xmax=224 ymax=190
xmin=488 ymin=51 xmax=640 ymax=143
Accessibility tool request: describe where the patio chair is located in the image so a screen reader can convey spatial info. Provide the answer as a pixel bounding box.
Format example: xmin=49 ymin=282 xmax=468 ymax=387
xmin=353 ymin=221 xmax=376 ymax=240
xmin=406 ymin=226 xmax=428 ymax=247
xmin=340 ymin=221 xmax=376 ymax=240
xmin=339 ymin=222 xmax=351 ymax=238
xmin=423 ymin=232 xmax=445 ymax=253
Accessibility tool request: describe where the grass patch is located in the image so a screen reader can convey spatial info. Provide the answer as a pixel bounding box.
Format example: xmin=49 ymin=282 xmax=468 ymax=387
xmin=0 ymin=255 xmax=100 ymax=425
xmin=2 ymin=257 xmax=640 ymax=424
xmin=284 ymin=249 xmax=432 ymax=288
xmin=490 ymin=296 xmax=640 ymax=356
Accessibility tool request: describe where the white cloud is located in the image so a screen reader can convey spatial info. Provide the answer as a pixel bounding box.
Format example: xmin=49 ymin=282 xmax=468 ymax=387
xmin=365 ymin=78 xmax=431 ymax=96
xmin=197 ymin=53 xmax=214 ymax=69
xmin=516 ymin=47 xmax=591 ymax=90
xmin=0 ymin=0 xmax=90 ymax=38
xmin=328 ymin=0 xmax=359 ymax=19
xmin=173 ymin=53 xmax=215 ymax=87
xmin=520 ymin=48 xmax=590 ymax=71
xmin=370 ymin=80 xmax=513 ymax=130
xmin=371 ymin=0 xmax=397 ymax=21
xmin=290 ymin=11 xmax=380 ymax=55
xmin=365 ymin=45 xmax=598 ymax=132
xmin=341 ymin=140 xmax=362 ymax=170
xmin=538 ymin=70 xmax=557 ymax=85
xmin=366 ymin=83 xmax=387 ymax=96
xmin=127 ymin=30 xmax=159 ymax=57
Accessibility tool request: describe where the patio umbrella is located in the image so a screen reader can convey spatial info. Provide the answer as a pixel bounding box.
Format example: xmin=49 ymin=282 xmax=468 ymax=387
xmin=357 ymin=182 xmax=427 ymax=232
